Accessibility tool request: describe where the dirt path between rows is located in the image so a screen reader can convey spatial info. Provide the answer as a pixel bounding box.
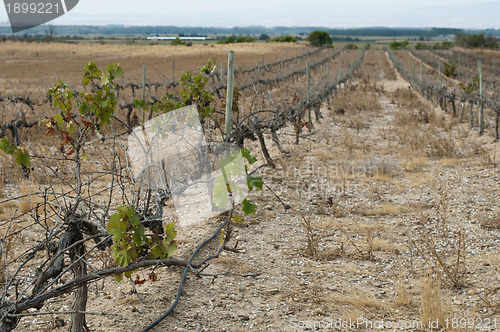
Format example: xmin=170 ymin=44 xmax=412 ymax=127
xmin=21 ymin=50 xmax=499 ymax=332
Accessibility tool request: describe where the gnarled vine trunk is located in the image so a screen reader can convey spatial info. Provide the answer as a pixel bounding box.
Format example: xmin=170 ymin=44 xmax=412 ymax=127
xmin=69 ymin=239 xmax=88 ymax=332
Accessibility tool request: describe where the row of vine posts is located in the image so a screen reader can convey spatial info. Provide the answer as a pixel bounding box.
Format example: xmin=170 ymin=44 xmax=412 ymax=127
xmin=387 ymin=48 xmax=500 ymax=139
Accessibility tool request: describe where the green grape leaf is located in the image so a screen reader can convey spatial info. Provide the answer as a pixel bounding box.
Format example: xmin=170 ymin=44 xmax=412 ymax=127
xmin=107 ymin=212 xmax=127 ymax=241
xmin=114 ymin=273 xmax=123 ymax=283
xmin=66 ymin=121 xmax=76 ymax=135
xmin=241 ymin=147 xmax=258 ymax=164
xmin=100 ymin=72 xmax=110 ymax=86
xmin=15 ymin=149 xmax=30 ymax=167
xmin=165 ymin=242 xmax=177 ymax=259
xmin=132 ymin=226 xmax=145 ymax=246
xmin=129 ymin=208 xmax=140 ymax=227
xmin=247 ymin=173 xmax=263 ymax=191
xmin=113 ymin=241 xmax=134 ymax=267
xmin=0 ymin=137 xmax=16 ymax=155
xmin=54 ymin=114 xmax=64 ymax=128
xmin=151 ymin=243 xmax=166 ymax=259
xmin=242 ymin=199 xmax=257 ymax=216
xmin=164 ymin=223 xmax=177 ymax=243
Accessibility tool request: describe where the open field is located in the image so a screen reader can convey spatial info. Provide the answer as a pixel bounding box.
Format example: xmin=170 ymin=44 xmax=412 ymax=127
xmin=0 ymin=42 xmax=499 ymax=331
xmin=0 ymin=41 xmax=307 ymax=93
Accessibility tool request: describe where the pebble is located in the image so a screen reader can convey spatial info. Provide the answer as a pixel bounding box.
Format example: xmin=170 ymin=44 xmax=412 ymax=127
xmin=314 ymin=308 xmax=325 ymax=315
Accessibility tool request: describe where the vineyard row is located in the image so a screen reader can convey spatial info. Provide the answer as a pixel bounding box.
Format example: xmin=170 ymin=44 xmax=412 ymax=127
xmin=388 ymin=49 xmax=500 ymax=139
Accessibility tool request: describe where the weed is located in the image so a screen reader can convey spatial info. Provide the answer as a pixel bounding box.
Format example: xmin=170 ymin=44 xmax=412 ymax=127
xmin=394 ymin=276 xmax=413 ymax=307
xmin=342 ymin=126 xmax=356 ymax=153
xmin=475 ymin=287 xmax=500 ymax=315
xmin=298 ymin=211 xmax=319 ymax=258
xmin=401 ymin=154 xmax=428 ymax=172
xmin=437 ymin=158 xmax=459 ymax=168
xmin=367 ymin=203 xmax=402 ymax=216
xmin=337 ymin=290 xmax=394 ymax=314
xmin=434 ymin=187 xmax=450 ymax=229
xmin=412 ymin=229 xmax=467 ymax=288
xmin=19 ymin=181 xmax=35 ymax=214
xmin=420 ymin=269 xmax=449 ymax=329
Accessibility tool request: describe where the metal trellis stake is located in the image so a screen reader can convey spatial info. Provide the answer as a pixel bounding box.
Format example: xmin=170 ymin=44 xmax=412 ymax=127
xmin=142 ymin=63 xmax=146 ymax=130
xmin=224 ymin=51 xmax=235 ymax=142
xmin=478 ymin=60 xmax=484 ymax=135
xmin=172 ymin=61 xmax=175 ymax=85
xmin=306 ymin=62 xmax=313 ymax=132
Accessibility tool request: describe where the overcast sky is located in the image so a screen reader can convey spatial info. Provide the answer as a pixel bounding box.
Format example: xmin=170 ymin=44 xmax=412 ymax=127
xmin=1 ymin=0 xmax=499 ymax=28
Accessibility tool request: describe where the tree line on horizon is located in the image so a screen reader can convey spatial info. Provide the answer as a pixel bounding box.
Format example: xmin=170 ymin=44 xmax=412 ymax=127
xmin=0 ymin=25 xmax=493 ymax=37
xmin=1 ymin=25 xmax=498 ymax=49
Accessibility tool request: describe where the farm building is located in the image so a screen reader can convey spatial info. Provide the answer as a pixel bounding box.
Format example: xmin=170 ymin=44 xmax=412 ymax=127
xmin=147 ymin=36 xmax=211 ymax=41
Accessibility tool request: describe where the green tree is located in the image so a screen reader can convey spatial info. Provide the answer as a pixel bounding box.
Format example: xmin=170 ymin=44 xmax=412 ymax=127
xmin=171 ymin=37 xmax=186 ymax=45
xmin=280 ymin=35 xmax=297 ymax=43
xmin=415 ymin=43 xmax=431 ymax=50
xmin=236 ymin=35 xmax=254 ymax=43
xmin=306 ymin=30 xmax=332 ymax=47
xmin=443 ymin=61 xmax=457 ymax=78
xmin=455 ymin=33 xmax=498 ymax=48
xmin=389 ymin=40 xmax=409 ymax=50
xmin=258 ymin=33 xmax=270 ymax=41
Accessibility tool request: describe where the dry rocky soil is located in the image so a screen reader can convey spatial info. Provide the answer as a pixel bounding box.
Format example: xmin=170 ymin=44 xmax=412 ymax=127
xmin=13 ymin=50 xmax=500 ymax=331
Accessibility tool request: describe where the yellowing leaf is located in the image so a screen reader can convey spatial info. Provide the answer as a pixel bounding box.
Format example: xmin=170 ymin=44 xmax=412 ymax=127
xmin=232 ymin=215 xmax=245 ymax=225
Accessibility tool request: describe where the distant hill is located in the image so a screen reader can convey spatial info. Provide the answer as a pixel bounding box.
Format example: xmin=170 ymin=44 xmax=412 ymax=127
xmin=0 ymin=25 xmax=497 ymax=38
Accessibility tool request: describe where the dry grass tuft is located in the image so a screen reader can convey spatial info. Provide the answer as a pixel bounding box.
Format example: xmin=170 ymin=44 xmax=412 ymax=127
xmin=19 ymin=181 xmax=35 ymax=214
xmin=367 ymin=203 xmax=403 ymax=216
xmin=420 ymin=270 xmax=451 ymax=330
xmin=336 ymin=290 xmax=394 ymax=313
xmin=340 ymin=308 xmax=363 ymax=326
xmin=390 ymin=85 xmax=459 ymax=159
xmin=359 ymin=156 xmax=398 ymax=180
xmin=405 ymin=172 xmax=437 ymax=188
xmin=306 ymin=149 xmax=336 ymax=163
xmin=437 ymin=158 xmax=459 ymax=168
xmin=0 ymin=170 xmax=4 ymax=200
xmin=0 ymin=175 xmax=5 ymax=213
xmin=213 ymin=255 xmax=254 ymax=274
xmin=118 ymin=295 xmax=139 ymax=306
xmin=394 ymin=276 xmax=414 ymax=307
xmin=346 ymin=117 xmax=370 ymax=132
xmin=401 ymin=154 xmax=428 ymax=172
xmin=394 ymin=124 xmax=456 ymax=158
xmin=341 ymin=127 xmax=357 ymax=152
xmin=372 ymin=237 xmax=403 ymax=253
xmin=412 ymin=228 xmax=467 ymax=288
xmin=299 ymin=212 xmax=320 ymax=258
xmin=332 ymin=84 xmax=381 ymax=116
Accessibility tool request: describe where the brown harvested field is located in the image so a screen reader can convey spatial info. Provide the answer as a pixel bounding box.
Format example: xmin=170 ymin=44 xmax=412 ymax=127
xmin=0 ymin=41 xmax=307 ymax=91
xmin=0 ymin=43 xmax=499 ymax=331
